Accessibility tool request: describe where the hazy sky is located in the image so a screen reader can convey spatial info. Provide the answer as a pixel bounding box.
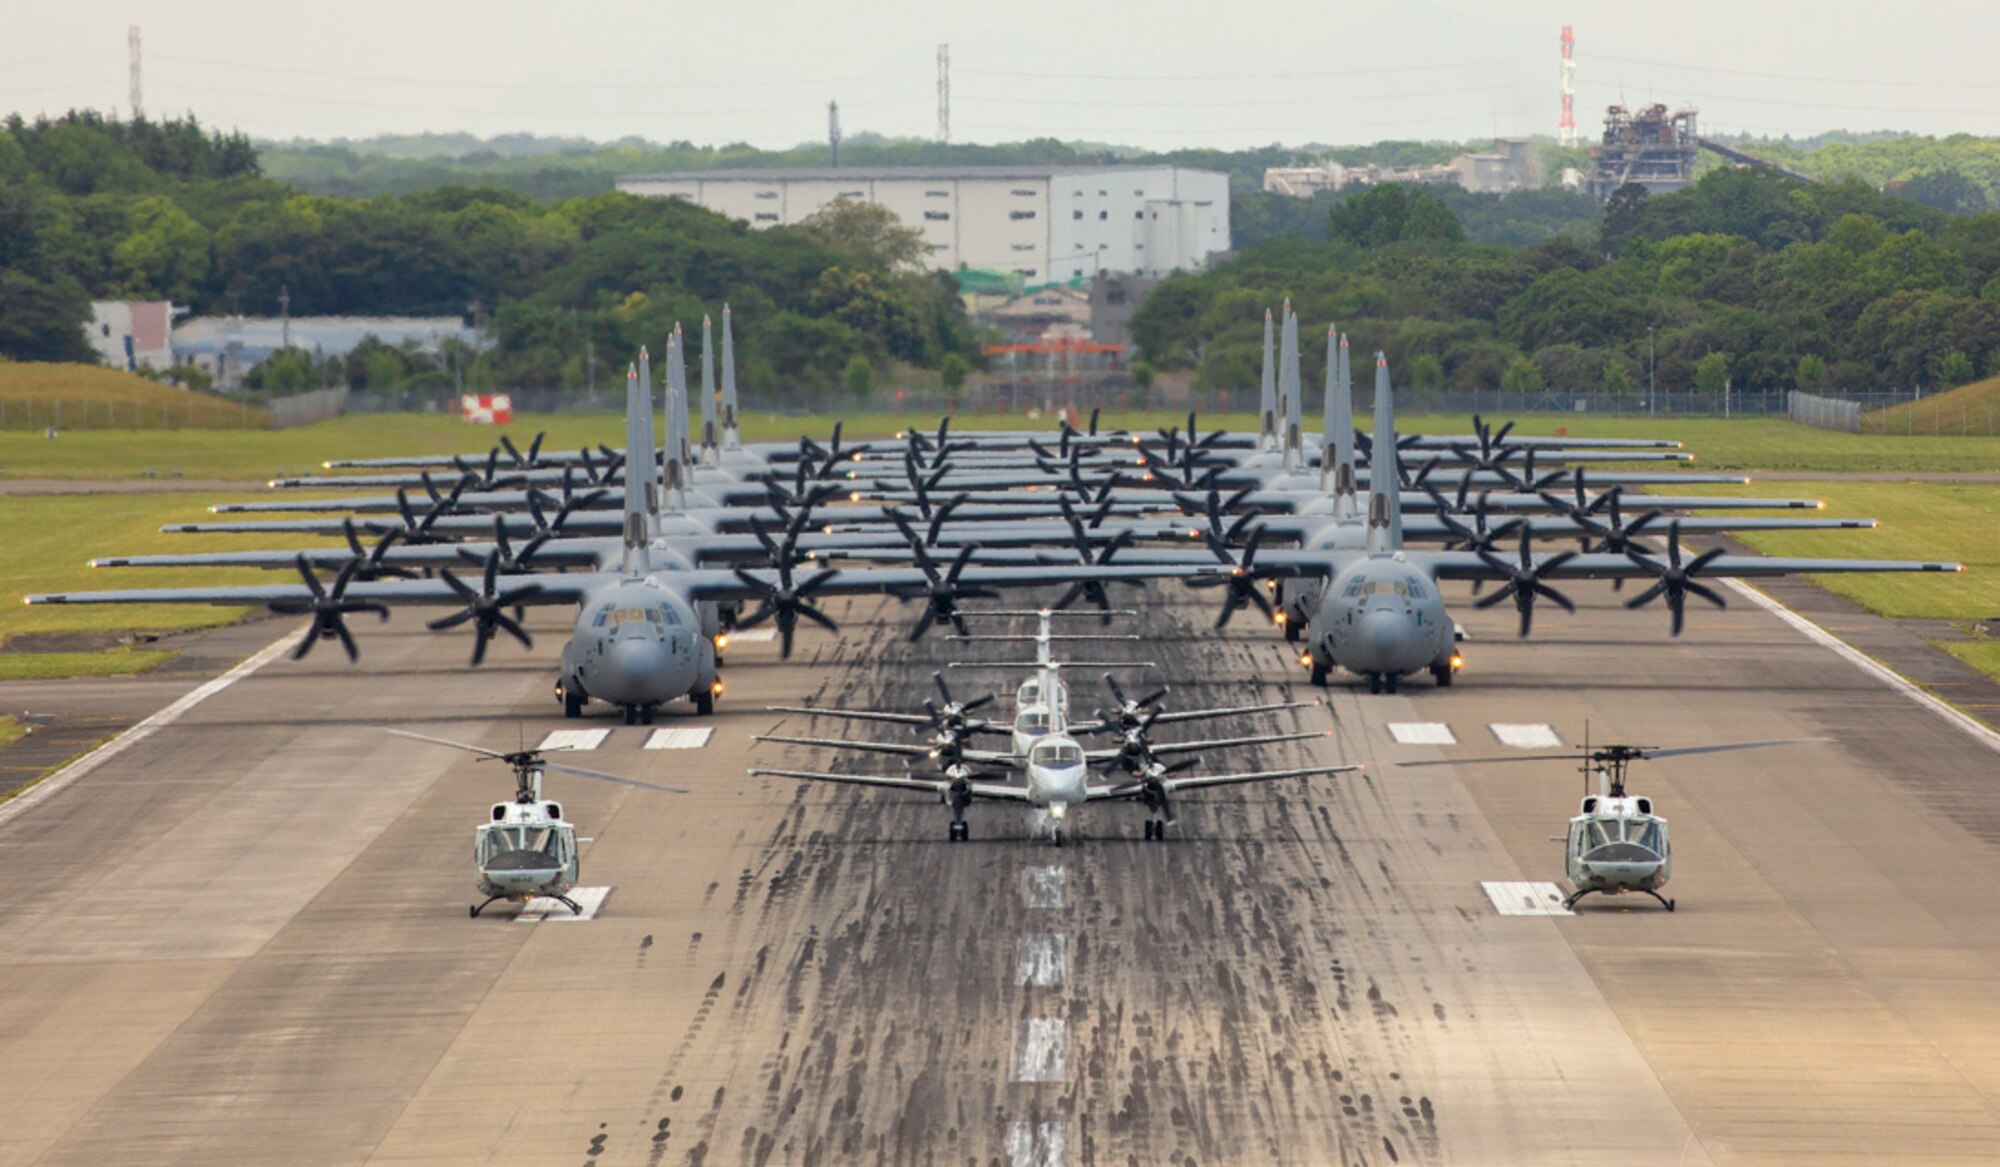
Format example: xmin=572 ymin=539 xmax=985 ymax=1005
xmin=8 ymin=0 xmax=2000 ymax=148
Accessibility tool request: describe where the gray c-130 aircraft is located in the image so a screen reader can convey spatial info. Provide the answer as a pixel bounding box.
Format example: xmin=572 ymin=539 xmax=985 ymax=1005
xmin=24 ymin=362 xmax=1238 ymax=722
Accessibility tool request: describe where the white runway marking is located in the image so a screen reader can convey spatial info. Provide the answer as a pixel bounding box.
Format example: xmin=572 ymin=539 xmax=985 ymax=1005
xmin=0 ymin=627 xmax=298 ymax=830
xmin=1387 ymin=722 xmax=1456 ymax=745
xmin=644 ymin=727 xmax=712 ymax=750
xmin=1014 ymin=1018 xmax=1068 ymax=1082
xmin=1726 ymin=578 xmax=2000 ymax=756
xmin=1007 ymin=1120 xmax=1068 ymax=1167
xmin=1490 ymin=723 xmax=1563 ymax=749
xmin=728 ymin=627 xmax=778 ymax=643
xmin=1023 ymin=866 xmax=1067 ymax=909
xmin=512 ymin=885 xmax=614 ymax=922
xmin=1481 ymin=881 xmax=1574 ymax=916
xmin=1016 ymin=935 xmax=1068 ymax=986
xmin=537 ymin=729 xmax=610 ymax=752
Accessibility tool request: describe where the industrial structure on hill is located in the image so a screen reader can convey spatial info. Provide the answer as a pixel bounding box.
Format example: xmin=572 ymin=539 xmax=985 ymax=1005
xmin=614 ymin=165 xmax=1230 ymax=291
xmin=1262 ymin=139 xmax=1537 ymax=199
xmin=1587 ymin=102 xmax=1817 ymax=201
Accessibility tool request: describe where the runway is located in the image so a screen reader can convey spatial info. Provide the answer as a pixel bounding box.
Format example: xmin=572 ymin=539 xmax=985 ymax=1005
xmin=3 ymin=576 xmax=2000 ymax=1165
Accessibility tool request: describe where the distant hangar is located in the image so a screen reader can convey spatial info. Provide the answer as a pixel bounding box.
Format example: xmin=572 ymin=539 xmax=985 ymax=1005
xmin=613 ymin=165 xmax=1231 ymax=289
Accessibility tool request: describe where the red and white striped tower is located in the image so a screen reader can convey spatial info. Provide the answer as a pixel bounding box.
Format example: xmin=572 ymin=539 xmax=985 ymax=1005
xmin=1559 ymin=25 xmax=1578 ymax=147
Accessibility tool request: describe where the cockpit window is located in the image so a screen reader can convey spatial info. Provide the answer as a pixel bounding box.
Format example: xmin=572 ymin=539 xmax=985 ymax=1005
xmin=1032 ymin=743 xmax=1083 ymax=766
xmin=608 ymin=607 xmax=654 ymax=627
xmin=481 ymin=826 xmax=569 ymax=863
xmin=657 ymin=605 xmax=681 ymax=625
xmin=1016 ymin=711 xmax=1053 ymax=735
xmin=591 ymin=604 xmax=614 ymax=627
xmin=1628 ymin=820 xmax=1663 ymax=852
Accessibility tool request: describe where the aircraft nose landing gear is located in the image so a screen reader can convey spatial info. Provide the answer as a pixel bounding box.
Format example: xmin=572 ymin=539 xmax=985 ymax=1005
xmin=948 ymin=820 xmax=969 ymax=843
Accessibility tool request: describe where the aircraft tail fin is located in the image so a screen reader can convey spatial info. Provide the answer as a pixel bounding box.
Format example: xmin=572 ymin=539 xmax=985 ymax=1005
xmin=1365 ymin=352 xmax=1403 ymax=554
xmin=622 ymin=359 xmax=655 ymax=574
xmin=1281 ymin=303 xmax=1303 ymax=472
xmin=663 ymin=328 xmax=688 ymax=513
xmin=1328 ymin=329 xmax=1359 ymax=517
xmin=721 ymin=304 xmax=741 ymax=449
xmin=699 ymin=315 xmax=719 ymax=464
xmin=1258 ymin=309 xmax=1277 ymax=454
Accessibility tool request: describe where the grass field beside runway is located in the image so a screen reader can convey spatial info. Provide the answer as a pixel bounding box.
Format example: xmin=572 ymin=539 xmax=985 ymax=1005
xmin=6 ymin=410 xmax=2000 ymax=480
xmin=0 ymin=493 xmax=337 ymax=679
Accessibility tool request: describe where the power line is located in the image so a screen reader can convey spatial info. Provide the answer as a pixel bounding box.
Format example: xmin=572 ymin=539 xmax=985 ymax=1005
xmin=958 ymin=82 xmax=1537 ymax=112
xmin=1589 ymin=50 xmax=2000 ymax=92
xmin=958 ymin=57 xmax=1518 ymax=83
xmin=149 ymin=78 xmax=922 ymax=119
xmin=148 ymin=51 xmax=925 ymax=92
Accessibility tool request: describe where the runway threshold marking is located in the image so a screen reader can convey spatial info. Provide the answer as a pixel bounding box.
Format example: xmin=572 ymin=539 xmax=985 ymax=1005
xmin=1023 ymin=866 xmax=1067 ymax=909
xmin=1481 ymin=881 xmax=1574 ymax=916
xmin=644 ymin=728 xmax=713 ymax=750
xmin=1726 ymin=578 xmax=2000 ymax=756
xmin=1490 ymin=723 xmax=1562 ymax=748
xmin=1014 ymin=1018 xmax=1068 ymax=1082
xmin=538 ymin=729 xmax=610 ymax=752
xmin=1016 ymin=935 xmax=1067 ymax=986
xmin=1007 ymin=1120 xmax=1068 ymax=1167
xmin=0 ymin=626 xmax=299 ymax=830
xmin=729 ymin=627 xmax=779 ymax=643
xmin=512 ymin=885 xmax=614 ymax=922
xmin=1387 ymin=722 xmax=1456 ymax=745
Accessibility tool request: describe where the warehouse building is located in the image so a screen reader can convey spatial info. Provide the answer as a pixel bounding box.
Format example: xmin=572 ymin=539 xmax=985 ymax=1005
xmin=614 ymin=165 xmax=1230 ymax=288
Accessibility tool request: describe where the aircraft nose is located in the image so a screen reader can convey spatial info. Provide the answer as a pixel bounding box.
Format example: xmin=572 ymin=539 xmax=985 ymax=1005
xmin=600 ymin=637 xmax=672 ymax=702
xmin=1358 ymin=609 xmax=1406 ymax=668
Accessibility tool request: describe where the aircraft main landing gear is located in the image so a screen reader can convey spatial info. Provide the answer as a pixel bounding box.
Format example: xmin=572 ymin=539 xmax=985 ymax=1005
xmin=1143 ymin=818 xmax=1168 ymax=841
xmin=692 ymin=687 xmax=715 ymax=716
xmin=561 ymin=684 xmax=585 ymax=718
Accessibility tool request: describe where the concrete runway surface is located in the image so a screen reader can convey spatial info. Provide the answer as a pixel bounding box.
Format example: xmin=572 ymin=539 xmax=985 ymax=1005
xmin=2 ymin=578 xmax=1999 ymax=1166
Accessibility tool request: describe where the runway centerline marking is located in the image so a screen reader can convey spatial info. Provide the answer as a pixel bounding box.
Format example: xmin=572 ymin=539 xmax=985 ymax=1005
xmin=1007 ymin=1120 xmax=1068 ymax=1167
xmin=1014 ymin=1018 xmax=1068 ymax=1082
xmin=1023 ymin=866 xmax=1066 ymax=909
xmin=1388 ymin=722 xmax=1456 ymax=745
xmin=1481 ymin=881 xmax=1574 ymax=916
xmin=1490 ymin=723 xmax=1563 ymax=749
xmin=644 ymin=727 xmax=712 ymax=750
xmin=512 ymin=885 xmax=614 ymax=922
xmin=1016 ymin=935 xmax=1067 ymax=986
xmin=538 ymin=729 xmax=610 ymax=752
xmin=0 ymin=626 xmax=299 ymax=830
xmin=1726 ymin=578 xmax=2000 ymax=756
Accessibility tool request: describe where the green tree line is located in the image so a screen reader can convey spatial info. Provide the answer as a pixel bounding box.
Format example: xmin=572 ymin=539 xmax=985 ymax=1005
xmin=0 ymin=112 xmax=976 ymax=391
xmin=1131 ymin=169 xmax=2000 ymax=396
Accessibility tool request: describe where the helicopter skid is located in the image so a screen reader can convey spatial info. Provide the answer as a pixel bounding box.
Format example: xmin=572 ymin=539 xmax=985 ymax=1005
xmin=1563 ymin=886 xmax=1675 ymax=912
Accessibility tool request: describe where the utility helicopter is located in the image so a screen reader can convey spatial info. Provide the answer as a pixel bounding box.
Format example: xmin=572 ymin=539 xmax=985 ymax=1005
xmin=385 ymin=729 xmax=684 ymax=918
xmin=1400 ymin=736 xmax=1820 ymax=910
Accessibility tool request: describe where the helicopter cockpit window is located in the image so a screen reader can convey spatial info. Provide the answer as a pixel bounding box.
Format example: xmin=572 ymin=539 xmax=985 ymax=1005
xmin=1628 ymin=820 xmax=1664 ymax=852
xmin=1586 ymin=822 xmax=1616 ymax=849
xmin=481 ymin=826 xmax=569 ymax=863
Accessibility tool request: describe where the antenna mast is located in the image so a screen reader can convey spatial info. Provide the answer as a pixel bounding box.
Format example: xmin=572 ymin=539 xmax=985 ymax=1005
xmin=828 ymin=100 xmax=842 ymax=168
xmin=128 ymin=25 xmax=143 ymax=120
xmin=936 ymin=44 xmax=951 ymax=143
xmin=1559 ymin=25 xmax=1578 ymax=148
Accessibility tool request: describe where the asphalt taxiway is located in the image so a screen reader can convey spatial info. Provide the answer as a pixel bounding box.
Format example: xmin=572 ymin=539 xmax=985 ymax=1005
xmin=2 ymin=576 xmax=1999 ymax=1165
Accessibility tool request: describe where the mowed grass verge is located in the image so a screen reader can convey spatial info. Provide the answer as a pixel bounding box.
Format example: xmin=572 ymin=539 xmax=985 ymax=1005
xmin=0 ymin=492 xmax=337 ymax=679
xmin=5 ymin=408 xmax=2000 ymax=481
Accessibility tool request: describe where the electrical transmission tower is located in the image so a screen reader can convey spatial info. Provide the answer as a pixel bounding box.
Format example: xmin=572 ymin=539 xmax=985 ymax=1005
xmin=937 ymin=44 xmax=950 ymax=143
xmin=129 ymin=25 xmax=143 ymax=120
xmin=1559 ymin=25 xmax=1577 ymax=148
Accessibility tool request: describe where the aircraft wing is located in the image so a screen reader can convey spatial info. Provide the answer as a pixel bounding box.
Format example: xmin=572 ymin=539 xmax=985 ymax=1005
xmin=1415 ymin=550 xmax=1964 ymax=581
xmin=1069 ymin=700 xmax=1321 ymax=735
xmin=24 ymin=574 xmax=603 ymax=608
xmin=753 ymin=734 xmax=1015 ymax=765
xmin=1123 ymin=730 xmax=1330 ymax=759
xmin=1086 ymin=763 xmax=1360 ymax=800
xmin=673 ymin=562 xmax=1233 ymax=604
xmin=749 ymin=768 xmax=1032 ymax=802
xmin=89 ymin=542 xmax=608 ymax=571
xmin=763 ymin=705 xmax=937 ymax=728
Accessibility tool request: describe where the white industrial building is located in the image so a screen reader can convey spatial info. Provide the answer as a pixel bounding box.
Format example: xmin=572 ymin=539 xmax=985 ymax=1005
xmin=614 ymin=166 xmax=1230 ymax=287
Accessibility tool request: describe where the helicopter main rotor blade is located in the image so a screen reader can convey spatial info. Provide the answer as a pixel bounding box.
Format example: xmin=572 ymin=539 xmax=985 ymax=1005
xmin=1393 ymin=738 xmax=1829 ymax=767
xmin=384 ymin=727 xmax=516 ymax=760
xmin=538 ymin=760 xmax=688 ymax=793
xmin=1635 ymin=738 xmax=1828 ymax=761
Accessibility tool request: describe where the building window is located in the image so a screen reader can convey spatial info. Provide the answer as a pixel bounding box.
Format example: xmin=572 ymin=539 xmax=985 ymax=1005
xmin=1134 ymin=189 xmax=1143 ymax=196
xmin=1010 ymin=210 xmax=1037 ymax=220
xmin=754 ymin=191 xmax=778 ymax=200
xmin=929 ymin=243 xmax=950 ymax=252
xmin=1135 ymin=242 xmax=1145 ymax=249
xmin=753 ymin=212 xmax=779 ymax=222
xmin=101 ymin=324 xmax=111 ymax=337
xmin=1074 ymin=268 xmax=1084 ymax=278
xmin=1011 ymin=188 xmax=1036 ymax=196
xmin=1098 ymin=189 xmax=1107 ymax=196
xmin=1098 ymin=210 xmax=1108 ymax=220
xmin=1012 ymin=268 xmax=1038 ymax=277
xmin=1135 ymin=210 xmax=1144 ymax=219
xmin=924 ymin=210 xmax=950 ymax=221
xmin=1011 ymin=243 xmax=1035 ymax=251
xmin=926 ymin=189 xmax=949 ymax=197
xmin=1072 ymin=210 xmax=1083 ymax=220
